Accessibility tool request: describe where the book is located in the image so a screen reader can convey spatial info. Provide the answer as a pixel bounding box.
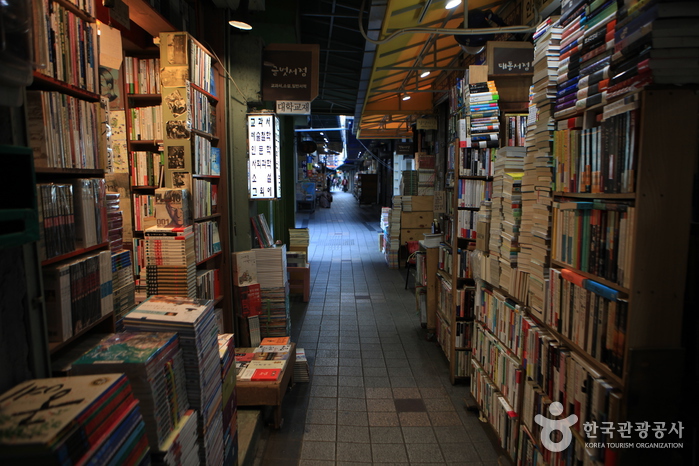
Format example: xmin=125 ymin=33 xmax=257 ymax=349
xmin=251 ymin=368 xmax=281 ymax=381
xmin=260 ymin=336 xmax=290 ymax=346
xmin=232 ymin=250 xmax=258 ymax=286
xmin=154 ymin=188 xmax=192 ymax=228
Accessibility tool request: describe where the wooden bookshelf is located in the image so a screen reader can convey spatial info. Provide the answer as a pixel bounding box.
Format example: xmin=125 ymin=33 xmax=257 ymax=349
xmin=35 ymin=167 xmax=105 ymax=177
xmin=31 ymin=72 xmax=101 ymax=101
xmin=41 ymin=242 xmax=110 ymax=267
xmin=550 ymin=259 xmax=631 ymax=295
xmin=122 ymin=0 xmax=177 ymax=37
xmin=48 ymin=313 xmax=114 ymax=354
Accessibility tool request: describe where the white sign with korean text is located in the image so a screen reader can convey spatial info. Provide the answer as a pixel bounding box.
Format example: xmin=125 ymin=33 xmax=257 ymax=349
xmin=248 ymin=113 xmax=281 ymax=199
xmin=276 ymin=101 xmax=311 ymax=115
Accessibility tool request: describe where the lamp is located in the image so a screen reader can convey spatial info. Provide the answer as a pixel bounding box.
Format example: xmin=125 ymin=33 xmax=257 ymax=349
xmin=229 ymin=0 xmax=252 ymax=30
xmin=402 ymin=93 xmax=411 ymax=101
xmin=445 ymin=0 xmax=462 ymax=9
xmin=420 ymin=70 xmax=431 ymax=78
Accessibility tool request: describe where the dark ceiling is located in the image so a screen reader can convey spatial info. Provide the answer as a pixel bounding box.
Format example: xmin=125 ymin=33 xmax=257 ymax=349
xmin=298 ymin=1 xmax=370 ymax=117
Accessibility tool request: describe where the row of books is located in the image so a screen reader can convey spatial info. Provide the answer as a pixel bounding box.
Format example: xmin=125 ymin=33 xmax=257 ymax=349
xmin=551 ymin=200 xmax=634 ymax=287
xmin=194 ymin=135 xmax=221 ymax=175
xmin=32 ymin=0 xmax=99 ymax=92
xmin=472 ymin=322 xmax=522 ymax=412
xmin=0 ymin=374 xmax=150 ymax=465
xmin=129 ymin=105 xmax=164 ymax=141
xmin=190 ymin=85 xmax=216 ymax=135
xmin=106 ymin=191 xmax=124 ymax=253
xmin=112 ymin=249 xmax=136 ymax=323
xmin=131 ymin=151 xmax=164 ymax=187
xmin=43 ymin=250 xmax=113 ymax=343
xmin=27 ymin=91 xmax=100 ymax=169
xmin=218 ymin=334 xmax=238 ymax=465
xmin=124 ymin=56 xmax=161 ymax=95
xmin=456 ymin=208 xmax=478 ymax=239
xmin=194 ymin=220 xmax=222 ymax=263
xmin=143 ymin=226 xmax=197 ymax=298
xmin=455 ymin=285 xmax=475 ymax=319
xmin=504 ymin=114 xmax=528 ymax=147
xmin=196 ymin=268 xmax=221 ymax=300
xmin=467 ymin=81 xmax=501 ymax=149
xmin=133 ymin=193 xmax=156 ymax=231
xmin=453 ymin=349 xmax=471 ymax=377
xmin=457 ymin=178 xmax=492 ymax=208
xmin=193 ymin=178 xmax=219 ymax=218
xmin=437 ymin=276 xmax=453 ymax=326
xmin=459 ymin=147 xmax=495 ymax=177
xmin=547 ymin=268 xmax=627 ymax=376
xmin=553 ymin=106 xmax=638 ymax=194
xmin=188 ymin=35 xmax=215 ymax=94
xmin=454 ymin=321 xmax=472 ymax=349
xmin=435 ymin=312 xmax=452 ymax=360
xmin=475 ymin=286 xmax=525 ymax=358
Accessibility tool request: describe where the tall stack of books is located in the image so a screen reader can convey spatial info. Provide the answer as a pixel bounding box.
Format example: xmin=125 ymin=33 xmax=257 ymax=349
xmin=488 ymin=147 xmax=525 ymax=288
xmin=467 ymin=81 xmax=501 ymax=149
xmin=295 ymin=347 xmax=310 ymax=382
xmin=123 ymin=296 xmax=223 ymax=466
xmin=554 ymin=0 xmax=589 ymax=118
xmin=498 ymin=171 xmax=527 ymax=300
xmin=70 ymin=332 xmax=190 ymax=451
xmin=400 ymin=170 xmax=419 ymax=195
xmin=218 ymin=334 xmax=238 ymax=466
xmin=107 ymin=191 xmax=124 ymax=253
xmin=612 ymin=0 xmax=699 ymax=88
xmin=0 ymin=374 xmax=150 ymax=465
xmin=144 ymin=225 xmax=196 ymax=298
xmin=252 ymin=246 xmax=290 ymax=338
xmin=112 ymin=249 xmax=136 ymax=327
xmin=519 ymin=18 xmax=563 ymax=319
xmin=383 ymin=200 xmax=402 ymax=268
xmin=288 ymin=228 xmax=310 ymax=254
xmin=151 ymin=410 xmax=199 ymax=466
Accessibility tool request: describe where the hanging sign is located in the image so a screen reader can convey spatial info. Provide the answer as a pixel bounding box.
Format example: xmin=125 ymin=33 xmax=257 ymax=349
xmin=276 ymin=101 xmax=311 ymax=115
xmin=262 ymin=44 xmax=319 ymax=102
xmin=247 ymin=113 xmax=281 ymax=199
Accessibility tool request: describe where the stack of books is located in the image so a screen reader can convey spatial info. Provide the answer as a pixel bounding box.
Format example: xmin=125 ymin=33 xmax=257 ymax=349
xmin=143 ymin=225 xmax=196 ymax=298
xmin=467 ymin=81 xmax=501 ymax=149
xmin=232 ymin=250 xmax=262 ymax=318
xmin=519 ymin=18 xmax=563 ymax=319
xmin=499 ymin=171 xmax=527 ymax=300
xmin=288 ymin=228 xmax=309 ymax=252
xmin=123 ymin=296 xmax=223 ymax=466
xmin=106 ymin=191 xmax=124 ymax=253
xmin=286 ymin=251 xmax=308 ymax=268
xmin=235 ymin=338 xmax=290 ymax=382
xmin=218 ymin=334 xmax=238 ymax=466
xmin=35 ymin=183 xmax=75 ymax=261
xmin=0 ymin=374 xmax=149 ymax=465
xmin=112 ymin=249 xmax=136 ymax=327
xmin=151 ymin=410 xmax=199 ymax=466
xmin=253 ymin=246 xmax=290 ymax=338
xmin=400 ymin=170 xmax=419 ymax=195
xmin=295 ymin=347 xmax=310 ymax=382
xmin=70 ymin=332 xmax=190 ymax=450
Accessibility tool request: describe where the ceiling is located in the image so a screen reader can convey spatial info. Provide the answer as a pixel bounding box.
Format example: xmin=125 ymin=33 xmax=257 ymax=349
xmin=296 ymin=0 xmax=534 ymax=140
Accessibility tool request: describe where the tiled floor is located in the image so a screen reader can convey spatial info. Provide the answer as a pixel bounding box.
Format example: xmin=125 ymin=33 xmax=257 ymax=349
xmin=252 ymin=191 xmax=504 ymax=465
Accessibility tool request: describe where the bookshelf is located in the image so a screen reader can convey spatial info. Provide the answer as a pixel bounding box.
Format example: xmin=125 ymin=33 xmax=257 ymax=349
xmin=355 ymin=173 xmax=378 ymax=204
xmin=28 ymin=0 xmax=115 ymax=356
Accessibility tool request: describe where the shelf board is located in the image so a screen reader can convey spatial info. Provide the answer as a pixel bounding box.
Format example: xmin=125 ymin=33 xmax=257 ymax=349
xmin=550 ymin=260 xmax=630 ymax=295
xmin=129 ymin=139 xmax=163 ymax=147
xmin=122 ymin=0 xmax=177 ymax=36
xmin=49 ymin=313 xmax=114 ymax=354
xmin=213 ymin=295 xmax=224 ymax=306
xmin=459 ymin=175 xmax=493 ymax=180
xmin=457 ymin=206 xmax=480 ymax=210
xmin=436 ymin=269 xmax=452 ymax=283
xmin=127 ymin=93 xmax=162 ymax=100
xmin=471 ymin=358 xmax=519 ymax=412
xmin=31 ymin=72 xmax=101 ymax=102
xmin=41 ymin=242 xmax=110 ymax=266
xmin=54 ymin=0 xmax=95 ymax=22
xmin=553 ymin=192 xmax=636 ymax=200
xmin=190 ymin=83 xmax=219 ymax=103
xmin=191 ymin=128 xmax=218 ymax=141
xmin=36 ymin=167 xmax=105 ymax=177
xmin=196 ymin=251 xmax=222 ymax=266
xmin=474 ymin=320 xmax=522 ymax=366
xmin=456 ymin=237 xmax=476 ymax=242
xmin=455 ymin=347 xmax=471 ymax=351
xmin=192 ymin=174 xmax=221 ymax=179
xmin=194 ymin=213 xmax=221 ymax=222
xmin=131 ymin=185 xmax=159 ymax=190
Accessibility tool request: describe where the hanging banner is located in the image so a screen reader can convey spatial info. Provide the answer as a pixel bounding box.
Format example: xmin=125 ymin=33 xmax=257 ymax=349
xmin=247 ymin=113 xmax=281 ymax=199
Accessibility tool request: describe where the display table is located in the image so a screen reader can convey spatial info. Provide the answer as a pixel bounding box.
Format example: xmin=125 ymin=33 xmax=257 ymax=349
xmin=236 ymin=342 xmax=296 ymax=428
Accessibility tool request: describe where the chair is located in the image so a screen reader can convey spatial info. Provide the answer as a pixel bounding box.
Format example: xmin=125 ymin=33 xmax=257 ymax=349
xmin=404 ymin=241 xmax=420 ymax=289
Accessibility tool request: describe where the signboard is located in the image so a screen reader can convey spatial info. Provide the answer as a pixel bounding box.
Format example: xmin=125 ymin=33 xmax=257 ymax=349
xmin=433 ymin=191 xmax=446 ymax=214
xmin=487 ymin=41 xmax=534 ymax=76
xmin=395 ymin=142 xmax=412 ymax=155
xmin=416 ymin=118 xmax=438 ymax=130
xmin=247 ymin=113 xmax=281 ymax=199
xmin=262 ymin=44 xmax=319 ymax=102
xmin=276 ymin=101 xmax=311 ymax=115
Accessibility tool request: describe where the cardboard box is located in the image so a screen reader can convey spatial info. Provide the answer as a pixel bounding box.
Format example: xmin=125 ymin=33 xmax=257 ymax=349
xmin=400 ymin=228 xmax=431 ymax=243
xmin=401 ymin=212 xmax=432 ymax=229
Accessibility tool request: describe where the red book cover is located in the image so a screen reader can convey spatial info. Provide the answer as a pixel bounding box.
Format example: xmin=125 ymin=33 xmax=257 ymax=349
xmin=251 ymin=368 xmax=281 ymax=381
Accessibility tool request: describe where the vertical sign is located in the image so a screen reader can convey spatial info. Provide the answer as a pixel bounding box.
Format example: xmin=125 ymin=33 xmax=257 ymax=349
xmin=248 ymin=113 xmax=281 ymax=199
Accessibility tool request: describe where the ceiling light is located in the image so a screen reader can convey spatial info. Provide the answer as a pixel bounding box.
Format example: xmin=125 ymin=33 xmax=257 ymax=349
xmin=420 ymin=70 xmax=431 ymax=78
xmin=445 ymin=0 xmax=462 ymax=9
xmin=229 ymin=19 xmax=252 ymax=30
xmin=402 ymin=93 xmax=411 ymax=101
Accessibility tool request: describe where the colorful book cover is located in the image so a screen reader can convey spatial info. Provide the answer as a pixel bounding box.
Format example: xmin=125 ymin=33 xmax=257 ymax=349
xmin=72 ymin=332 xmax=178 ymax=365
xmin=125 ymin=295 xmax=212 ymax=324
xmin=232 ymin=251 xmax=258 ymax=287
xmin=250 ymin=369 xmax=281 ymax=382
xmin=260 ymin=337 xmax=290 ymax=346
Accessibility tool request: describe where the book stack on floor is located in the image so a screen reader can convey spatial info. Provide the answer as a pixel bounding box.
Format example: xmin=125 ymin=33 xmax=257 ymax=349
xmin=43 ymin=249 xmax=114 ymax=344
xmin=151 ymin=410 xmax=199 ymax=466
xmin=144 ymin=225 xmax=196 ymax=298
xmin=498 ymin=169 xmax=526 ymax=300
xmin=107 ymin=191 xmax=124 ymax=253
xmin=383 ymin=199 xmax=402 ymax=268
xmin=112 ymin=250 xmax=136 ymax=328
xmin=70 ymin=332 xmax=190 ymax=454
xmin=519 ymin=18 xmax=563 ymax=319
xmin=235 ymin=337 xmax=291 ymax=382
xmin=253 ymin=246 xmax=290 ymax=338
xmin=295 ymin=347 xmax=310 ymax=382
xmin=0 ymin=374 xmax=150 ymax=465
xmin=123 ymin=296 xmax=223 ymax=466
xmin=400 ymin=170 xmax=419 ymax=195
xmin=288 ymin=227 xmax=310 ymax=256
xmin=218 ymin=334 xmax=238 ymax=466
xmin=232 ymin=250 xmax=262 ymax=325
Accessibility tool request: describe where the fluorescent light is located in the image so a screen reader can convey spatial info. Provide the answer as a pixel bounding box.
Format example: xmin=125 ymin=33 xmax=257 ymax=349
xmin=402 ymin=93 xmax=411 ymax=101
xmin=420 ymin=70 xmax=431 ymax=78
xmin=445 ymin=0 xmax=461 ymax=9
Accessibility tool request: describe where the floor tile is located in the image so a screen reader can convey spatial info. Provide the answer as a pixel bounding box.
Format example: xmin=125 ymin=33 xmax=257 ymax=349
xmin=367 ymin=398 xmax=396 ymax=412
xmin=398 ymin=411 xmax=431 ymax=426
xmin=337 ymin=441 xmax=372 ymax=463
xmin=338 ymin=357 xmax=362 ymax=367
xmin=394 ymin=398 xmax=427 ymax=412
xmin=309 ymin=385 xmax=338 ymax=398
xmin=300 ymin=441 xmax=336 ymax=461
xmin=337 ymin=397 xmax=367 ymax=411
xmin=406 ymin=442 xmax=446 ymax=463
xmin=392 ymin=387 xmax=422 ymax=399
xmin=305 ymin=409 xmax=337 ymax=426
xmin=368 ymin=411 xmax=400 ymax=427
xmin=369 ymin=426 xmax=404 ymax=443
xmin=312 ymin=375 xmax=338 ymax=386
xmin=371 ymin=443 xmax=408 ymax=463
xmin=303 ymin=423 xmax=336 ymax=442
xmin=440 ymin=442 xmax=481 ymax=463
xmin=365 ymin=387 xmax=393 ymax=398
xmin=337 ymin=410 xmax=369 ymax=426
xmin=401 ymin=426 xmax=437 ymax=444
xmin=428 ymin=410 xmax=464 ymax=426
xmin=336 ymin=425 xmax=370 ymax=443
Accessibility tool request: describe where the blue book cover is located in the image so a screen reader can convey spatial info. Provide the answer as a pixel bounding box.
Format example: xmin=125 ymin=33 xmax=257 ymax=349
xmin=209 ymin=67 xmax=217 ymax=97
xmin=583 ymin=279 xmax=619 ymax=301
xmin=210 ymin=147 xmax=221 ymax=175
